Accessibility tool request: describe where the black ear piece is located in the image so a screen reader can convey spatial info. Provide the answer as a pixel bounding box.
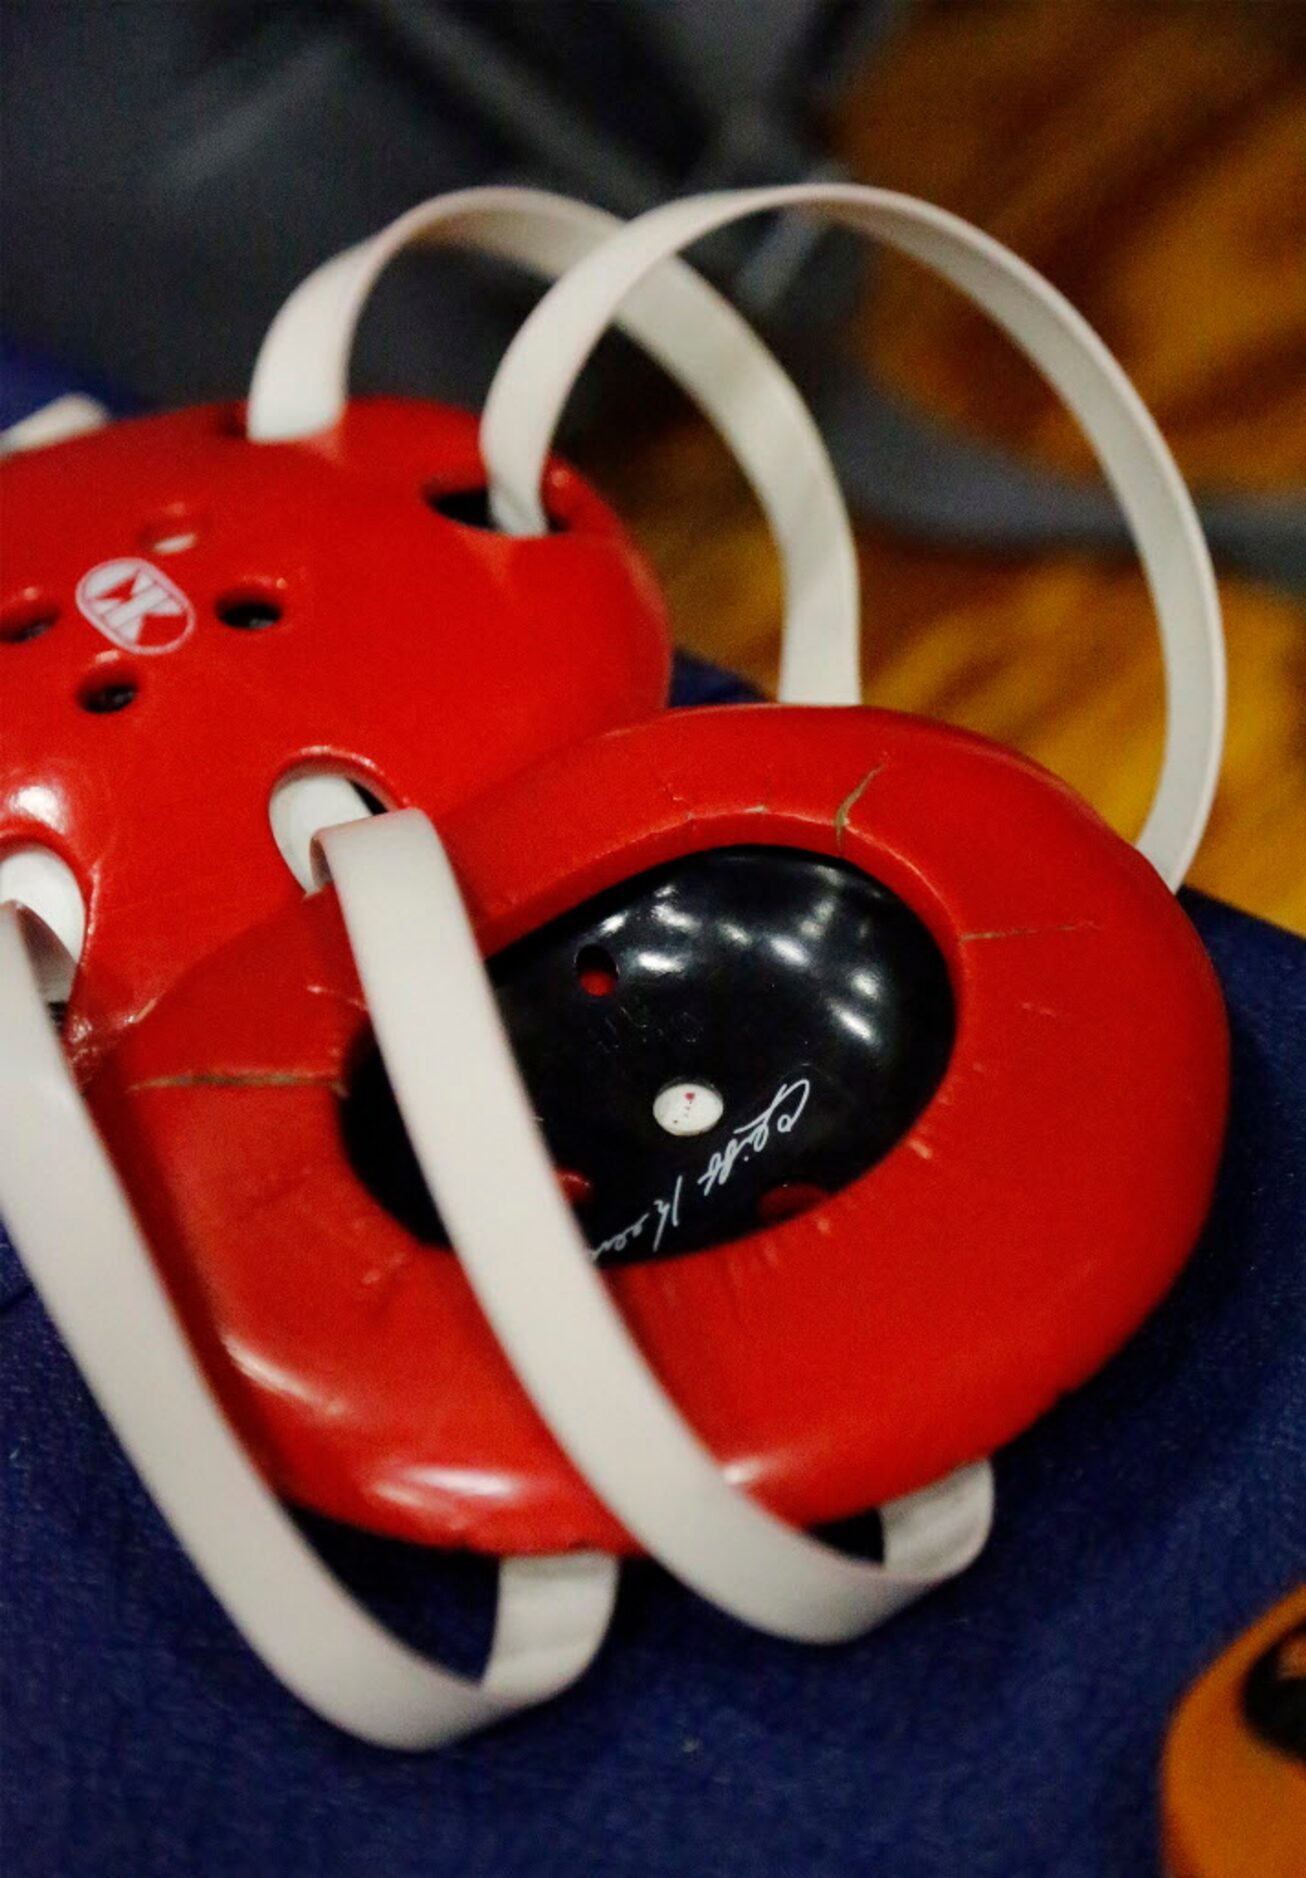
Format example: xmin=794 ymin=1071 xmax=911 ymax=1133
xmin=341 ymin=845 xmax=955 ymax=1261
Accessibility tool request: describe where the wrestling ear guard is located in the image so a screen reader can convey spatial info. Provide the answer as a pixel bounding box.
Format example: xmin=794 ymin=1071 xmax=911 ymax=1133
xmin=0 ymin=184 xmax=1227 ymax=1748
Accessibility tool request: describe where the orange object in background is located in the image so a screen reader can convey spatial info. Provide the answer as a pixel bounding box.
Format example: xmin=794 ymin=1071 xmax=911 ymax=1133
xmin=1163 ymin=1584 xmax=1306 ymax=1877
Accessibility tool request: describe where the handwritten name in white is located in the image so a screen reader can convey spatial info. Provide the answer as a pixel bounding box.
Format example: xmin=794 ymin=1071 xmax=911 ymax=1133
xmin=594 ymin=1175 xmax=684 ymax=1262
xmin=696 ymin=1079 xmax=810 ymax=1199
xmin=590 ymin=1076 xmax=811 ymax=1262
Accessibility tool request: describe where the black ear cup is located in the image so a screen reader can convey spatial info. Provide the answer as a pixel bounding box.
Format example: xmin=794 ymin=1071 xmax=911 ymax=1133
xmin=341 ymin=845 xmax=955 ymax=1262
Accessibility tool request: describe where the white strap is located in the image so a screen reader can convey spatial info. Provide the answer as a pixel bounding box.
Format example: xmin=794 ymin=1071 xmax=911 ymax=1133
xmin=0 ymin=393 xmax=108 ymax=455
xmin=246 ymin=186 xmax=860 ymax=704
xmin=480 ymin=185 xmax=1225 ymax=889
xmin=319 ymin=810 xmax=993 ymax=1644
xmin=0 ymin=847 xmax=86 ymax=971
xmin=0 ymin=900 xmax=617 ymax=1748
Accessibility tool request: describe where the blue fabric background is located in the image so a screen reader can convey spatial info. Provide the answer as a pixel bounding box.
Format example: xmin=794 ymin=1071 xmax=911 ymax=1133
xmin=1 ymin=363 xmax=1302 ymax=1874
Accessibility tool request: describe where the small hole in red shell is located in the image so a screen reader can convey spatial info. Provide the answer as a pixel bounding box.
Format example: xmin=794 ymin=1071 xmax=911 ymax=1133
xmin=217 ymin=587 xmax=283 ymax=631
xmin=1 ymin=595 xmax=60 ymax=644
xmin=576 ymin=945 xmax=618 ymax=997
xmin=557 ymin=1170 xmax=594 ymax=1208
xmin=424 ymin=484 xmax=568 ymax=534
xmin=78 ymin=669 xmax=139 ymax=714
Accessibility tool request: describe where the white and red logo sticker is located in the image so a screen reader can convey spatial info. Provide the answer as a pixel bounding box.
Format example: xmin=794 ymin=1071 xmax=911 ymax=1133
xmin=75 ymin=558 xmax=195 ymax=654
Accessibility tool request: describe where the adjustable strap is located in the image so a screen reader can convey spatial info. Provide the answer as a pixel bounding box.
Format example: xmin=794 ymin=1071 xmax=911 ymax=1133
xmin=479 ymin=184 xmax=1225 ymax=889
xmin=0 ymin=393 xmax=108 ymax=456
xmin=247 ymin=185 xmax=860 ymax=703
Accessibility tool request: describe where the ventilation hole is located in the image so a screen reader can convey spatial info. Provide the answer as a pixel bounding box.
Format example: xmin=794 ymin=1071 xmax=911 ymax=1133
xmin=557 ymin=1169 xmax=594 ymax=1208
xmin=79 ymin=673 xmax=138 ymax=714
xmin=424 ymin=485 xmax=568 ymax=534
xmin=217 ymin=589 xmax=282 ymax=631
xmin=1 ymin=598 xmax=59 ymax=644
xmin=576 ymin=944 xmax=618 ymax=997
xmin=653 ymin=1080 xmax=724 ymax=1137
xmin=757 ymin=1183 xmax=828 ymax=1225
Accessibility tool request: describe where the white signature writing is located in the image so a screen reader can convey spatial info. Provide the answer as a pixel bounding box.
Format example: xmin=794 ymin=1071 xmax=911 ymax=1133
xmin=593 ymin=1176 xmax=684 ymax=1262
xmin=591 ymin=1077 xmax=811 ymax=1262
xmin=696 ymin=1079 xmax=809 ymax=1198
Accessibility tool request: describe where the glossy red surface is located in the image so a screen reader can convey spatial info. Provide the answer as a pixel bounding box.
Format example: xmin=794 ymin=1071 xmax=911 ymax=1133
xmin=0 ymin=400 xmax=670 ymax=1073
xmin=88 ymin=705 xmax=1230 ymax=1556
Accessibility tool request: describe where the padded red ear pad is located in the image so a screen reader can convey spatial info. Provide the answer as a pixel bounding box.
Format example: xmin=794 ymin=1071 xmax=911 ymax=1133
xmin=87 ymin=705 xmax=1228 ymax=1556
xmin=0 ymin=399 xmax=668 ymax=1071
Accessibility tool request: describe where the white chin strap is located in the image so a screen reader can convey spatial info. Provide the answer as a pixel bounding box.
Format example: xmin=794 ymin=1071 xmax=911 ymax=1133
xmin=1 ymin=179 xmax=1224 ymax=1748
xmin=481 ymin=184 xmax=1224 ymax=893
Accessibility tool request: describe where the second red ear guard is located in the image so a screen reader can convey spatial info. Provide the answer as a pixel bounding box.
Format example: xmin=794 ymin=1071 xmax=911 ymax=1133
xmin=87 ymin=704 xmax=1227 ymax=1554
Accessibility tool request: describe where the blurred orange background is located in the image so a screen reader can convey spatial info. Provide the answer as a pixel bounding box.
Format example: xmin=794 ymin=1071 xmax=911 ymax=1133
xmin=588 ymin=0 xmax=1306 ymax=933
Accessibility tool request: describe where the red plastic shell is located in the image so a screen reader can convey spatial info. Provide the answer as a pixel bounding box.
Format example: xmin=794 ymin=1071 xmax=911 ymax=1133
xmin=0 ymin=400 xmax=670 ymax=1074
xmin=87 ymin=705 xmax=1230 ymax=1557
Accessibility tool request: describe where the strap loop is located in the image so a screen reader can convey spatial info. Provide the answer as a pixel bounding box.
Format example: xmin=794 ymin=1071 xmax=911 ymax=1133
xmin=247 ymin=185 xmax=860 ymax=703
xmin=480 ymin=185 xmax=1225 ymax=888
